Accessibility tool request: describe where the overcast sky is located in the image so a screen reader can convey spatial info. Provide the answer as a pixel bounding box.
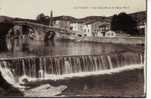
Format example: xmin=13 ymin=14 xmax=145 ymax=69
xmin=0 ymin=0 xmax=146 ymax=19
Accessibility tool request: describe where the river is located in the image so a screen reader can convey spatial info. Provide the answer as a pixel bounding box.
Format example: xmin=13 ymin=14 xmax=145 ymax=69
xmin=0 ymin=39 xmax=144 ymax=57
xmin=0 ymin=38 xmax=145 ymax=97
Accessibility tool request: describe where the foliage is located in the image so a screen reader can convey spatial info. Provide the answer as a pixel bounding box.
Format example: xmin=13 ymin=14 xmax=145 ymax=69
xmin=111 ymin=13 xmax=138 ymax=36
xmin=36 ymin=13 xmax=50 ymax=25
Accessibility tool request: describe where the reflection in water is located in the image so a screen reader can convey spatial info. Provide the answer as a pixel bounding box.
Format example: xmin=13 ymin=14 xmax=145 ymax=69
xmin=44 ymin=39 xmax=55 ymax=47
xmin=44 ymin=31 xmax=56 ymax=42
xmin=3 ymin=38 xmax=144 ymax=57
xmin=22 ymin=43 xmax=29 ymax=52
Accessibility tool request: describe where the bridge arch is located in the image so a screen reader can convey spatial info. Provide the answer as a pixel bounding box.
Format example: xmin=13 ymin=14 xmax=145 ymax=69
xmin=5 ymin=23 xmax=57 ymax=51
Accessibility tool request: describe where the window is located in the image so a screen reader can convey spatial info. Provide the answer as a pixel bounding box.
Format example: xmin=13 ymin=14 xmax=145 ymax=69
xmin=78 ymin=34 xmax=82 ymax=37
xmin=84 ymin=34 xmax=87 ymax=36
xmin=70 ymin=27 xmax=73 ymax=30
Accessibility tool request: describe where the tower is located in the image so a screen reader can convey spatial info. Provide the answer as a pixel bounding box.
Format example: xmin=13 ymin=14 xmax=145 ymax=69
xmin=49 ymin=10 xmax=53 ymax=26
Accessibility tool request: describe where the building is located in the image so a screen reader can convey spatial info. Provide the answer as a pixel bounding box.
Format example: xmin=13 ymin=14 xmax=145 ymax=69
xmin=82 ymin=23 xmax=92 ymax=37
xmin=105 ymin=31 xmax=130 ymax=37
xmin=83 ymin=21 xmax=100 ymax=37
xmin=69 ymin=20 xmax=111 ymax=37
xmin=70 ymin=22 xmax=83 ymax=32
xmin=137 ymin=21 xmax=146 ymax=35
xmin=105 ymin=31 xmax=116 ymax=37
xmin=54 ymin=20 xmax=71 ymax=30
xmin=82 ymin=21 xmax=111 ymax=37
xmin=98 ymin=23 xmax=110 ymax=36
xmin=70 ymin=22 xmax=85 ymax=37
xmin=130 ymin=11 xmax=146 ymax=36
xmin=70 ymin=21 xmax=93 ymax=37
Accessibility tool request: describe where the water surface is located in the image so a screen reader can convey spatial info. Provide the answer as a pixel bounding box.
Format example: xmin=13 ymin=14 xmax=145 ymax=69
xmin=0 ymin=39 xmax=144 ymax=57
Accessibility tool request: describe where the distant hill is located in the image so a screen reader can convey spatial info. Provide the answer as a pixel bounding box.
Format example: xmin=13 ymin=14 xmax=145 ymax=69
xmin=0 ymin=11 xmax=146 ymax=25
xmin=0 ymin=11 xmax=146 ymax=37
xmin=79 ymin=16 xmax=111 ymax=23
xmin=129 ymin=11 xmax=146 ymax=25
xmin=0 ymin=16 xmax=38 ymax=24
xmin=14 ymin=18 xmax=38 ymax=23
xmin=53 ymin=16 xmax=77 ymax=22
xmin=52 ymin=11 xmax=146 ymax=24
xmin=53 ymin=15 xmax=111 ymax=23
xmin=0 ymin=16 xmax=14 ymax=23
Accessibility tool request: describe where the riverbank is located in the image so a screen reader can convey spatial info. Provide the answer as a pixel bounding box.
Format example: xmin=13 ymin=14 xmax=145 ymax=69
xmin=81 ymin=36 xmax=145 ymax=45
xmin=56 ymin=36 xmax=145 ymax=45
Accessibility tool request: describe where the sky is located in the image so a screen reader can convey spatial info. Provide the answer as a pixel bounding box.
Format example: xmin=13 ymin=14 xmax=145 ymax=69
xmin=0 ymin=0 xmax=146 ymax=19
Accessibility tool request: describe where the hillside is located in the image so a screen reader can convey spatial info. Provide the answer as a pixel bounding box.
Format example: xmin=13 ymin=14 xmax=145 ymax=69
xmin=0 ymin=11 xmax=146 ymax=25
xmin=51 ymin=11 xmax=146 ymax=24
xmin=53 ymin=16 xmax=77 ymax=22
xmin=0 ymin=16 xmax=14 ymax=23
xmin=79 ymin=16 xmax=111 ymax=23
xmin=129 ymin=11 xmax=146 ymax=25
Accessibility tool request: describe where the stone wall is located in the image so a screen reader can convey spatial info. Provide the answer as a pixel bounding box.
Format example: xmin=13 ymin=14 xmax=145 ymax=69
xmin=78 ymin=37 xmax=145 ymax=44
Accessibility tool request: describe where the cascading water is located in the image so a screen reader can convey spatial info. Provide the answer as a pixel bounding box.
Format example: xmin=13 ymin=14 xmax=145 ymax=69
xmin=0 ymin=52 xmax=144 ymax=85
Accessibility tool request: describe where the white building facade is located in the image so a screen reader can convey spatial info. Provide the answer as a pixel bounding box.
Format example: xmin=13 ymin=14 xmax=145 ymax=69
xmin=54 ymin=19 xmax=120 ymax=38
xmin=54 ymin=20 xmax=71 ymax=30
xmin=69 ymin=21 xmax=111 ymax=37
xmin=82 ymin=24 xmax=92 ymax=37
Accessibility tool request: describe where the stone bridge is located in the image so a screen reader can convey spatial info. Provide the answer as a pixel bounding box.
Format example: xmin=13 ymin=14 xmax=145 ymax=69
xmin=0 ymin=20 xmax=77 ymax=51
xmin=12 ymin=21 xmax=75 ymax=40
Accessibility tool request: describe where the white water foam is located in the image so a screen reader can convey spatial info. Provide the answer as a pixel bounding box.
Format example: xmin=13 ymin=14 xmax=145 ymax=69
xmin=0 ymin=65 xmax=23 ymax=88
xmin=19 ymin=64 xmax=144 ymax=82
xmin=0 ymin=62 xmax=144 ymax=88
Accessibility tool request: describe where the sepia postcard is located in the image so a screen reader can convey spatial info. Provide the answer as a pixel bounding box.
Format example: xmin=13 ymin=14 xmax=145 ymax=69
xmin=0 ymin=0 xmax=146 ymax=97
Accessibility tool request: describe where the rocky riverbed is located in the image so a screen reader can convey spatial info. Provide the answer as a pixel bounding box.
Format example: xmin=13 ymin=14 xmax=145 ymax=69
xmin=18 ymin=67 xmax=145 ymax=98
xmin=0 ymin=67 xmax=145 ymax=97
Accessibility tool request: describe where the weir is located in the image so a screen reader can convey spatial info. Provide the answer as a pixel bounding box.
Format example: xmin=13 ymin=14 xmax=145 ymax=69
xmin=0 ymin=52 xmax=144 ymax=85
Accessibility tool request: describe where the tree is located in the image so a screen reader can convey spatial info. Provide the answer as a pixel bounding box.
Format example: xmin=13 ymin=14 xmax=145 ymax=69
xmin=36 ymin=13 xmax=50 ymax=25
xmin=0 ymin=22 xmax=14 ymax=52
xmin=36 ymin=13 xmax=45 ymax=22
xmin=111 ymin=14 xmax=118 ymax=31
xmin=111 ymin=12 xmax=138 ymax=36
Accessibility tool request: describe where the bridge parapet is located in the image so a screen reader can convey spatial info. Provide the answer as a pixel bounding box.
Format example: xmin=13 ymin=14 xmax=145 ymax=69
xmin=13 ymin=21 xmax=75 ymax=34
